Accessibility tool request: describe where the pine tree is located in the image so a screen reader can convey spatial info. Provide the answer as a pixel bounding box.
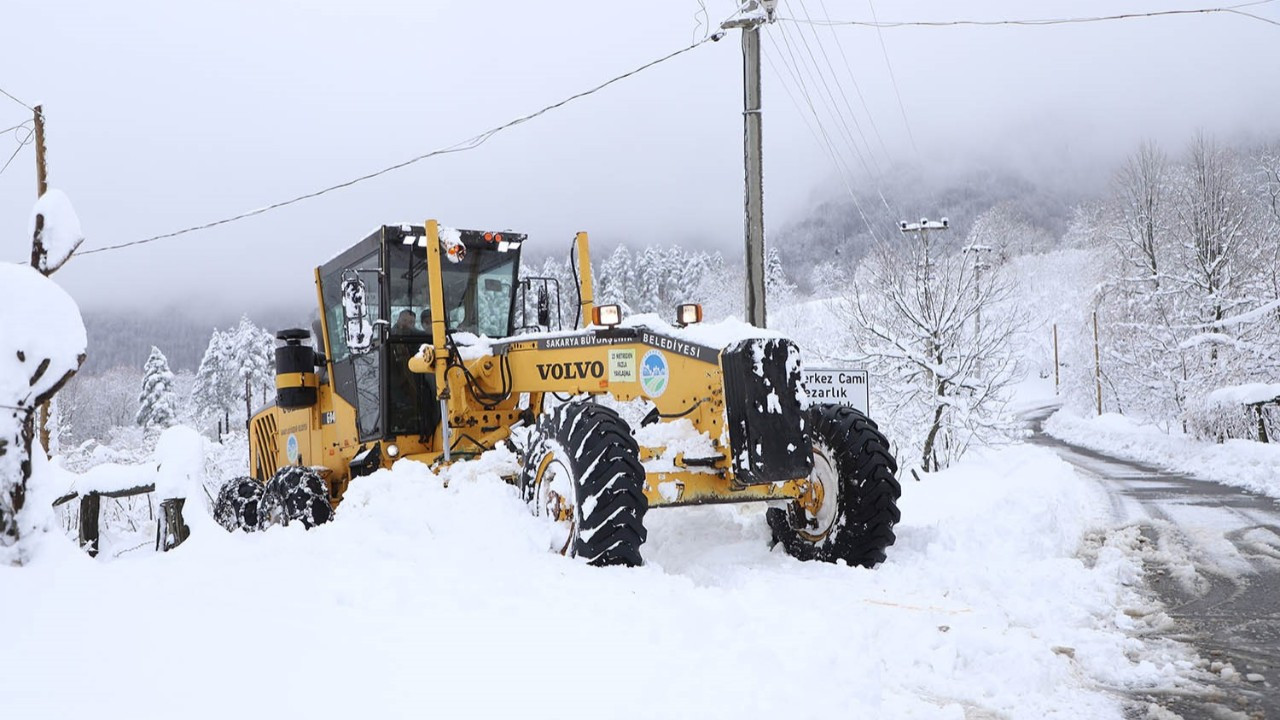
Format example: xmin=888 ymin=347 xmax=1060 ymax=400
xmin=136 ymin=346 xmax=178 ymax=429
xmin=193 ymin=328 xmax=232 ymax=428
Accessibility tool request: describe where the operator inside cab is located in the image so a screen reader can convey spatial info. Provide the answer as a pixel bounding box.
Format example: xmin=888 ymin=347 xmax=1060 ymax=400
xmin=317 ymin=224 xmax=522 ymax=445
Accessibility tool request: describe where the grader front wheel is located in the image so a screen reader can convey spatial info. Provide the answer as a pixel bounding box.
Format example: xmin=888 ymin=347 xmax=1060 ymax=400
xmin=520 ymin=401 xmax=648 ymax=567
xmin=768 ymin=404 xmax=902 ymax=568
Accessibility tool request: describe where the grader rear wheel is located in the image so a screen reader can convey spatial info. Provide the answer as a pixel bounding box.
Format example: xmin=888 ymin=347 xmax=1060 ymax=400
xmin=768 ymin=404 xmax=901 ymax=568
xmin=213 ymin=476 xmax=267 ymax=532
xmin=263 ymin=466 xmax=333 ymax=529
xmin=520 ymin=401 xmax=648 ymax=567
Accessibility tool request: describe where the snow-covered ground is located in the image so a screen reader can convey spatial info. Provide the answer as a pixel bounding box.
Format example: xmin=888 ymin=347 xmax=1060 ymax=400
xmin=1046 ymin=409 xmax=1280 ymax=500
xmin=2 ymin=438 xmax=1195 ymax=719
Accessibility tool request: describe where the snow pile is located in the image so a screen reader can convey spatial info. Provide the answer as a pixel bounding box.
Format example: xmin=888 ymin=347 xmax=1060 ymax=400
xmin=0 ymin=263 xmax=87 ymax=410
xmin=1 ymin=262 xmax=86 ymax=561
xmin=1045 ymin=409 xmax=1280 ymax=499
xmin=1205 ymin=382 xmax=1280 ymax=406
xmin=28 ymin=188 xmax=83 ymax=273
xmin=0 ymin=442 xmax=1192 ymax=718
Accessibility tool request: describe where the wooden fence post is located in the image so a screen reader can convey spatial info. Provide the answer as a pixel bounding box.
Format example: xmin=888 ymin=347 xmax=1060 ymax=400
xmin=78 ymin=492 xmax=100 ymax=557
xmin=156 ymin=498 xmax=189 ymax=552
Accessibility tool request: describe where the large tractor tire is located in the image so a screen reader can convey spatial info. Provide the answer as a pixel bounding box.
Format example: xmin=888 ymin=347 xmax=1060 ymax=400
xmin=262 ymin=466 xmax=333 ymax=529
xmin=214 ymin=476 xmax=268 ymax=532
xmin=520 ymin=401 xmax=648 ymax=567
xmin=768 ymin=404 xmax=901 ymax=567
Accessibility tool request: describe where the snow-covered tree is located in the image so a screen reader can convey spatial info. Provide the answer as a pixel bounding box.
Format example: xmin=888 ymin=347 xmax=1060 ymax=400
xmin=764 ymin=246 xmax=796 ymax=309
xmin=193 ymin=317 xmax=275 ymax=429
xmin=193 ymin=328 xmax=233 ymax=427
xmin=1064 ymin=136 xmax=1280 ymax=427
xmin=841 ymin=227 xmax=1025 ymax=472
xmin=598 ymin=245 xmax=637 ymax=311
xmin=135 ymin=346 xmax=177 ymax=429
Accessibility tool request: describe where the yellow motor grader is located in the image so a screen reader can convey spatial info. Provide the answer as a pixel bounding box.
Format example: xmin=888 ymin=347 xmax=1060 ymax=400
xmin=214 ymin=220 xmax=901 ymax=567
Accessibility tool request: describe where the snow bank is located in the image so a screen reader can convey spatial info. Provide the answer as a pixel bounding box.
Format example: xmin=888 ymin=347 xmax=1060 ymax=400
xmin=0 ymin=444 xmax=1190 ymax=718
xmin=1045 ymin=409 xmax=1280 ymax=499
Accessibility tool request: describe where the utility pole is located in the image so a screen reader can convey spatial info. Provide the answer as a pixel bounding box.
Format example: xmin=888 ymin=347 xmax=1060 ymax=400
xmin=961 ymin=240 xmax=992 ymax=344
xmin=1052 ymin=323 xmax=1060 ymax=395
xmin=32 ymin=104 xmax=52 ymax=454
xmin=33 ymin=105 xmax=47 ymax=196
xmin=899 ymin=217 xmax=949 ymax=399
xmin=1093 ymin=311 xmax=1102 ymax=416
xmin=898 ymin=217 xmax=950 ymax=279
xmin=723 ymin=0 xmax=777 ymax=328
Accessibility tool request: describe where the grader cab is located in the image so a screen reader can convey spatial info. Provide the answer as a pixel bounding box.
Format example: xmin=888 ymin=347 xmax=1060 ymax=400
xmin=214 ymin=220 xmax=901 ymax=568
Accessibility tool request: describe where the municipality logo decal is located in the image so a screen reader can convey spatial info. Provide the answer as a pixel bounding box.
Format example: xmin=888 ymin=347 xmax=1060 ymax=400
xmin=287 ymin=434 xmax=300 ymax=463
xmin=640 ymin=350 xmax=669 ymax=397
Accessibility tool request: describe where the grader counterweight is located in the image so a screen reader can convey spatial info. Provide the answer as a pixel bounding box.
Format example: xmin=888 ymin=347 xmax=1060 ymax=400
xmin=214 ymin=220 xmax=901 ymax=567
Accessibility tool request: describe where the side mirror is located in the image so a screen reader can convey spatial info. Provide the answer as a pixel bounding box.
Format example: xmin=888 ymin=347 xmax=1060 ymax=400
xmin=341 ymin=272 xmax=374 ymax=355
xmin=537 ymin=285 xmax=551 ymax=328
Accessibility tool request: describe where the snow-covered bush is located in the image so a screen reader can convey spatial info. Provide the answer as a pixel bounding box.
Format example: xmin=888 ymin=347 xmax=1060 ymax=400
xmin=1184 ymin=384 xmax=1280 ymax=443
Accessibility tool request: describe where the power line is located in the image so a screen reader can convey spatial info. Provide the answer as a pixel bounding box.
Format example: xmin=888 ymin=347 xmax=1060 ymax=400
xmin=765 ymin=28 xmax=882 ymax=242
xmin=0 ymin=120 xmax=34 ymax=178
xmin=790 ymin=0 xmax=883 ymax=176
xmin=864 ymin=0 xmax=918 ymax=154
xmin=0 ymin=85 xmax=34 ymax=112
xmin=0 ymin=142 xmax=25 ymax=178
xmin=782 ymin=2 xmax=1280 ymax=29
xmin=815 ymin=0 xmax=892 ymax=163
xmin=1 ymin=119 xmax=32 ymax=136
xmin=79 ymin=33 xmax=724 ymax=257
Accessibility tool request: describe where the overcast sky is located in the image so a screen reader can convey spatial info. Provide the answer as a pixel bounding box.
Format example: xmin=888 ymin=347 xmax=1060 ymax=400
xmin=2 ymin=0 xmax=1276 ymax=314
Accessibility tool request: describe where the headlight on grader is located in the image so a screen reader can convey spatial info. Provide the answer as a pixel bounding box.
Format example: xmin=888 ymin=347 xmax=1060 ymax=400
xmin=676 ymin=303 xmax=703 ymax=327
xmin=593 ymin=304 xmax=622 ymax=327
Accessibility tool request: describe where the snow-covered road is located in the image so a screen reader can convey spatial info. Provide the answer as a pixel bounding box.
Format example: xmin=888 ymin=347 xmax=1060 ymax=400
xmin=1028 ymin=406 xmax=1280 ymax=717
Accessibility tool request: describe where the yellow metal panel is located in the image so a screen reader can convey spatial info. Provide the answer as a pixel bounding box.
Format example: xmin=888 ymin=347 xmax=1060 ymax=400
xmin=575 ymin=231 xmax=594 ymax=326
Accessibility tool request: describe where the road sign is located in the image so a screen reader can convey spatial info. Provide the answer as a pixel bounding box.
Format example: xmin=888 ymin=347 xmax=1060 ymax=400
xmin=802 ymin=367 xmax=869 ymax=416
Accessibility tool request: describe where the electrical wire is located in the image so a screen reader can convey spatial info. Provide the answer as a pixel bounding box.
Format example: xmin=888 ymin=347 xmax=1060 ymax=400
xmin=767 ymin=25 xmax=881 ymax=241
xmin=788 ymin=0 xmax=883 ymax=177
xmin=78 ymin=32 xmax=725 ymax=257
xmin=864 ymin=0 xmax=918 ymax=154
xmin=0 ymin=118 xmax=33 ymax=178
xmin=1 ymin=119 xmax=32 ymax=136
xmin=782 ymin=2 xmax=1280 ymax=29
xmin=815 ymin=0 xmax=892 ymax=164
xmin=0 ymin=140 xmax=25 ymax=178
xmin=0 ymin=86 xmax=33 ymax=112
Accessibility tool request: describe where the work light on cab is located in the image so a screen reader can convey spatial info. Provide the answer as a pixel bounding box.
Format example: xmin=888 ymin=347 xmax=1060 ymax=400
xmin=593 ymin=304 xmax=622 ymax=327
xmin=676 ymin=303 xmax=703 ymax=327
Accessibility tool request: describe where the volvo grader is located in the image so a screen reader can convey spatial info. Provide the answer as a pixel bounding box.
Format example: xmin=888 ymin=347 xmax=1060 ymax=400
xmin=213 ymin=220 xmax=901 ymax=567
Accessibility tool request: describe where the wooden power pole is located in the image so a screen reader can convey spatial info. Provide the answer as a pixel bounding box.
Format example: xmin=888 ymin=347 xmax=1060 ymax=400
xmin=32 ymin=105 xmax=53 ymax=454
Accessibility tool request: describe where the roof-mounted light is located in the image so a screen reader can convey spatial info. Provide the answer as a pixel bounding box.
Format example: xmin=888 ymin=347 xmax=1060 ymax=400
xmin=675 ymin=303 xmax=703 ymax=327
xmin=593 ymin=304 xmax=622 ymax=328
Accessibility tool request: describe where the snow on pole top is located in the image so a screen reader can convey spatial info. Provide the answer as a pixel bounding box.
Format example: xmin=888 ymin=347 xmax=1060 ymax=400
xmin=28 ymin=188 xmax=84 ymax=274
xmin=0 ymin=262 xmax=86 ymax=405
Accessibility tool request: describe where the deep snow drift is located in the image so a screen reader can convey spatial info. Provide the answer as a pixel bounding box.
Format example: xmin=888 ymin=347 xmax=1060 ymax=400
xmin=1 ymin=441 xmax=1194 ymax=719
